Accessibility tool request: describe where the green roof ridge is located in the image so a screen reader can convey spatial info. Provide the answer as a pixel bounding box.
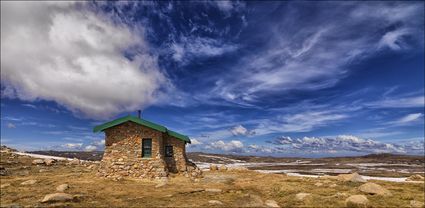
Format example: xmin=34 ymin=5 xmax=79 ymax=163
xmin=93 ymin=115 xmax=190 ymax=143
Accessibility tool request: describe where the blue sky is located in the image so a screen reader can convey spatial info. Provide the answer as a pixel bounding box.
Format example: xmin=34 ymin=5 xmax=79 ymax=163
xmin=1 ymin=1 xmax=424 ymax=157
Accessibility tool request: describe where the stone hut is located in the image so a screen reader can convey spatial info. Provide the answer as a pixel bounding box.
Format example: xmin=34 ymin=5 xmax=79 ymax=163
xmin=93 ymin=115 xmax=201 ymax=180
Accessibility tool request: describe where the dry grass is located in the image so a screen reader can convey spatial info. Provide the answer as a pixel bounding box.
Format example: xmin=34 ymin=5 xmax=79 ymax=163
xmin=1 ymin=152 xmax=424 ymax=207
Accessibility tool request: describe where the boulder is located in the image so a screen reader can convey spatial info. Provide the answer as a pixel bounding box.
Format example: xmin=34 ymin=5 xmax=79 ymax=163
xmin=329 ymin=183 xmax=337 ymax=188
xmin=69 ymin=159 xmax=80 ymax=165
xmin=56 ymin=184 xmax=69 ymax=192
xmin=295 ymin=193 xmax=311 ymax=201
xmin=32 ymin=159 xmax=44 ymax=165
xmin=358 ymin=182 xmax=392 ymax=196
xmin=345 ymin=195 xmax=369 ymax=208
xmin=248 ymin=194 xmax=264 ymax=207
xmin=44 ymin=159 xmax=55 ymax=166
xmin=205 ymin=188 xmax=222 ymax=193
xmin=314 ymin=182 xmax=323 ymax=187
xmin=219 ymin=165 xmax=228 ymax=171
xmin=265 ymin=199 xmax=280 ymax=207
xmin=0 ymin=166 xmax=7 ymax=176
xmin=410 ymin=200 xmax=425 ymax=208
xmin=210 ymin=164 xmax=218 ymax=171
xmin=337 ymin=172 xmax=366 ymax=183
xmin=41 ymin=193 xmax=73 ymax=203
xmin=20 ymin=180 xmax=37 ymax=185
xmin=208 ymin=200 xmax=223 ymax=205
xmin=228 ymin=167 xmax=248 ymax=171
xmin=407 ymin=174 xmax=424 ymax=181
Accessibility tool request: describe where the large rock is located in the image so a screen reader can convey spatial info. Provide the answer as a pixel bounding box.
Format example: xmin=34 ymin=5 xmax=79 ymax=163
xmin=358 ymin=182 xmax=392 ymax=196
xmin=295 ymin=193 xmax=311 ymax=201
xmin=32 ymin=159 xmax=44 ymax=165
xmin=44 ymin=159 xmax=55 ymax=166
xmin=69 ymin=159 xmax=80 ymax=165
xmin=0 ymin=166 xmax=7 ymax=176
xmin=218 ymin=165 xmax=228 ymax=171
xmin=205 ymin=188 xmax=222 ymax=193
xmin=41 ymin=193 xmax=73 ymax=203
xmin=208 ymin=200 xmax=223 ymax=205
xmin=345 ymin=195 xmax=369 ymax=208
xmin=337 ymin=172 xmax=366 ymax=183
xmin=20 ymin=180 xmax=37 ymax=185
xmin=56 ymin=184 xmax=69 ymax=192
xmin=407 ymin=174 xmax=424 ymax=181
xmin=265 ymin=199 xmax=280 ymax=207
xmin=210 ymin=164 xmax=218 ymax=171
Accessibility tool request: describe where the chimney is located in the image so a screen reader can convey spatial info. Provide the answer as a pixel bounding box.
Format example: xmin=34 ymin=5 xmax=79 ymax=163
xmin=137 ymin=110 xmax=142 ymax=118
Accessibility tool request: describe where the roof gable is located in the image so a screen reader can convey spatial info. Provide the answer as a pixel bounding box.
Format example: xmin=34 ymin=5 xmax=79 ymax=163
xmin=93 ymin=115 xmax=190 ymax=143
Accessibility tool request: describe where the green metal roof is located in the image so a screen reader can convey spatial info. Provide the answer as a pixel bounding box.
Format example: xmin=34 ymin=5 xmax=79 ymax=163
xmin=93 ymin=115 xmax=191 ymax=143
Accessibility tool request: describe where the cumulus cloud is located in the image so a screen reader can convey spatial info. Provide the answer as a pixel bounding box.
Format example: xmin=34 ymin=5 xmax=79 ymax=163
xmin=205 ymin=140 xmax=244 ymax=153
xmin=84 ymin=145 xmax=97 ymax=152
xmin=1 ymin=2 xmax=170 ymax=119
xmin=270 ymin=135 xmax=423 ymax=154
xmin=230 ymin=125 xmax=255 ymax=136
xmin=190 ymin=138 xmax=203 ymax=145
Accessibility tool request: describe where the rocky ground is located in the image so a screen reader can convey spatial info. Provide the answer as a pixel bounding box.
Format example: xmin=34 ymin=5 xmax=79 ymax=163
xmin=1 ymin=146 xmax=424 ymax=207
xmin=29 ymin=150 xmax=425 ymax=178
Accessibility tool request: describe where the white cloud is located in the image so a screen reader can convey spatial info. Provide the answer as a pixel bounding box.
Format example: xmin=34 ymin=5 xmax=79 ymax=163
xmin=1 ymin=2 xmax=170 ymax=119
xmin=255 ymin=110 xmax=348 ymax=134
xmin=271 ymin=135 xmax=419 ymax=154
xmin=206 ymin=140 xmax=244 ymax=153
xmin=61 ymin=143 xmax=83 ymax=149
xmin=84 ymin=145 xmax=97 ymax=152
xmin=190 ymin=138 xmax=202 ymax=145
xmin=390 ymin=113 xmax=424 ymax=125
xmin=367 ymin=96 xmax=425 ymax=108
xmin=230 ymin=124 xmax=255 ymax=136
xmin=210 ymin=1 xmax=245 ymax=17
xmin=207 ymin=3 xmax=423 ymax=105
xmin=6 ymin=123 xmax=16 ymax=128
xmin=171 ymin=36 xmax=238 ymax=64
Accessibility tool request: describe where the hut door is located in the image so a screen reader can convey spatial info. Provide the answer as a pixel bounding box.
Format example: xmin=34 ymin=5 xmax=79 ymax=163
xmin=142 ymin=139 xmax=152 ymax=158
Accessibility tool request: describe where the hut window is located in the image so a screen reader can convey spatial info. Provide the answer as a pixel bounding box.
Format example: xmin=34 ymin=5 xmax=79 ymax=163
xmin=142 ymin=139 xmax=152 ymax=158
xmin=165 ymin=145 xmax=173 ymax=157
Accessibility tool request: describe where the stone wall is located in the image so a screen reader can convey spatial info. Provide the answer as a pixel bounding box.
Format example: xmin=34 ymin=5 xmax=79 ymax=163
xmin=98 ymin=121 xmax=168 ymax=179
xmin=164 ymin=135 xmax=188 ymax=173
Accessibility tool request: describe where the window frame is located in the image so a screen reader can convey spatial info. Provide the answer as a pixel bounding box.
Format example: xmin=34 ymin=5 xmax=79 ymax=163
xmin=165 ymin=145 xmax=173 ymax=157
xmin=142 ymin=138 xmax=152 ymax=158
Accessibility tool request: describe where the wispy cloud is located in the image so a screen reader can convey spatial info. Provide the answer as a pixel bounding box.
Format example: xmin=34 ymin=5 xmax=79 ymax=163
xmin=366 ymin=95 xmax=424 ymax=109
xmin=202 ymin=2 xmax=424 ymax=106
xmin=388 ymin=113 xmax=424 ymax=126
xmin=171 ymin=36 xmax=238 ymax=65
